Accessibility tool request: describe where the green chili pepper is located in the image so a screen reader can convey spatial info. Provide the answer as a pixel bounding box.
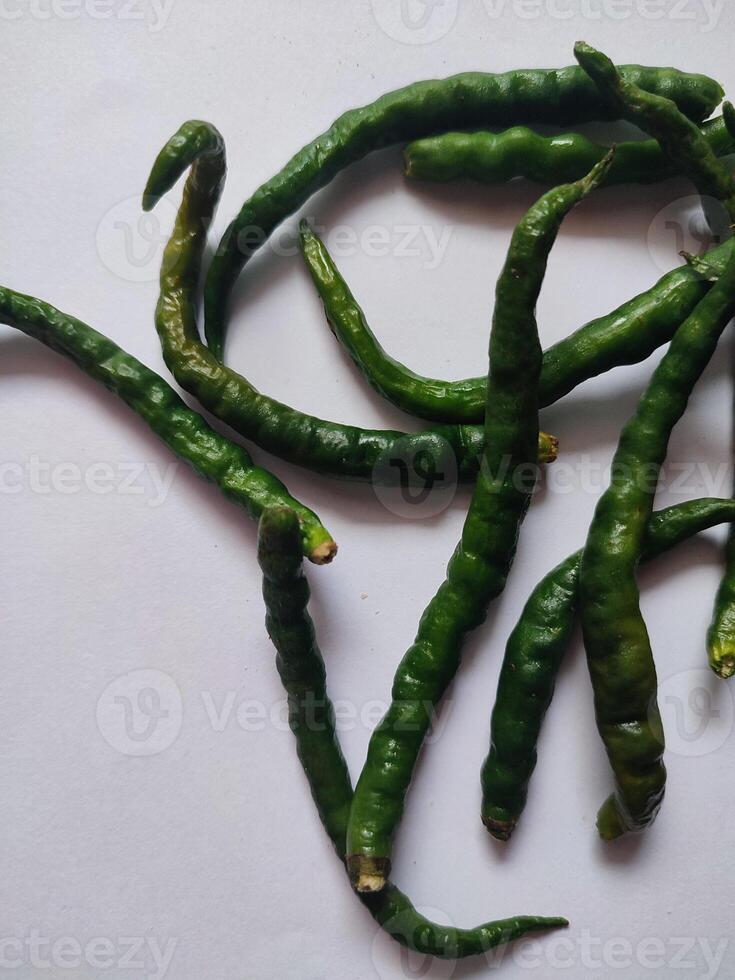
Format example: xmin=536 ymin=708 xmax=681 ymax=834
xmin=258 ymin=506 xmax=567 ymax=958
xmin=146 ymin=122 xmax=554 ymax=486
xmin=483 ymin=498 xmax=735 ymax=841
xmin=204 ymin=65 xmax=722 ymax=360
xmin=0 ymin=286 xmax=336 ymax=564
xmin=575 ymin=43 xmax=735 ymax=223
xmin=579 ymin=243 xmax=735 ymax=839
xmin=403 ymin=116 xmax=735 ymax=187
xmin=576 ymin=42 xmax=735 ymax=697
xmin=299 ymin=221 xmax=734 ymax=424
xmin=345 ymin=156 xmax=612 ymax=892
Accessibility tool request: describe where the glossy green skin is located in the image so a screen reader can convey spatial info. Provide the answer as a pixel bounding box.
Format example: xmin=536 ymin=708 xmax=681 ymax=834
xmin=482 ymin=499 xmax=735 ymax=841
xmin=579 ymin=250 xmax=735 ymax=841
xmin=299 ymin=221 xmax=734 ymax=423
xmin=404 ymin=116 xmax=735 ymax=186
xmin=147 ymin=122 xmax=552 ymax=487
xmin=258 ymin=507 xmax=567 ymax=957
xmin=0 ymin=286 xmax=335 ymax=564
xmin=346 ymin=160 xmax=609 ymax=891
xmin=204 ymin=65 xmax=722 ymax=359
xmin=575 ymin=43 xmax=735 ymax=222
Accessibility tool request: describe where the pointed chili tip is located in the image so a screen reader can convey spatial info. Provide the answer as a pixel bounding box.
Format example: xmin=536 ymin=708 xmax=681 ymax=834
xmin=580 ymin=144 xmax=616 ymax=193
xmin=546 ymin=918 xmax=570 ymax=929
xmin=574 ymin=40 xmax=616 ymax=82
xmin=141 ymin=188 xmax=160 ymax=213
xmin=298 ymin=219 xmax=318 ymax=252
xmin=680 ymin=251 xmax=719 ymax=281
xmin=573 ymin=40 xmax=598 ymax=64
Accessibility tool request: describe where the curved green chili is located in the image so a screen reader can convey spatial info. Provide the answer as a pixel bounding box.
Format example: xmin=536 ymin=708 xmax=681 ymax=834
xmin=575 ymin=44 xmax=735 ymax=223
xmin=258 ymin=506 xmax=567 ymax=958
xmin=299 ymin=222 xmax=734 ymax=424
xmin=0 ymin=286 xmax=336 ymax=564
xmin=403 ymin=116 xmax=735 ymax=187
xmin=204 ymin=64 xmax=722 ymax=359
xmin=146 ymin=121 xmax=554 ymax=487
xmin=483 ymin=498 xmax=735 ymax=841
xmin=345 ymin=156 xmax=611 ymax=892
xmin=579 ymin=249 xmax=735 ymax=839
xmin=574 ymin=42 xmax=735 ymax=700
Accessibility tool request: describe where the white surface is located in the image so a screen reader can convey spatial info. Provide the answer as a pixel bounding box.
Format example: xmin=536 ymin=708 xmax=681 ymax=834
xmin=3 ymin=4 xmax=735 ymax=979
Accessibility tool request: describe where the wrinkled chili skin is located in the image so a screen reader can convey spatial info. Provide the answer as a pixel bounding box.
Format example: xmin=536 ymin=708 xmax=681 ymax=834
xmin=204 ymin=64 xmax=722 ymax=359
xmin=0 ymin=286 xmax=335 ymax=563
xmin=345 ymin=158 xmax=611 ymax=893
xmin=146 ymin=122 xmax=553 ymax=486
xmin=258 ymin=507 xmax=567 ymax=958
xmin=579 ymin=251 xmax=735 ymax=840
xmin=403 ymin=117 xmax=735 ymax=187
xmin=482 ymin=498 xmax=735 ymax=841
xmin=574 ymin=43 xmax=735 ymax=839
xmin=299 ymin=223 xmax=734 ymax=424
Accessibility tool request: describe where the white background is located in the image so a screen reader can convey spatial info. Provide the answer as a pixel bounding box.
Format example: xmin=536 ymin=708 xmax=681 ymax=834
xmin=3 ymin=2 xmax=735 ymax=978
